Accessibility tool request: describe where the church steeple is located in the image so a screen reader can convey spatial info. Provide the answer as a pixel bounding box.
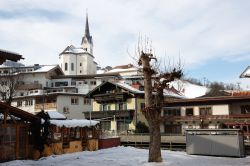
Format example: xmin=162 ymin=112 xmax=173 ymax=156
xmin=81 ymin=12 xmax=93 ymax=46
xmin=85 ymin=13 xmax=90 ymax=37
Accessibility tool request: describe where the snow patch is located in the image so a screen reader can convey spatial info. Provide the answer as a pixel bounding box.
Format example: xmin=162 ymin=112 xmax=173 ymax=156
xmin=49 ymin=119 xmax=99 ymax=128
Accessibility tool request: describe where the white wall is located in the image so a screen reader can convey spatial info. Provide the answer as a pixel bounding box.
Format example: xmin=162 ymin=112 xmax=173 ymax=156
xmin=212 ymin=105 xmax=229 ymax=115
xmin=60 ymin=52 xmax=96 ymax=75
xmin=20 ymin=73 xmax=50 ymax=88
xmin=56 ymin=95 xmax=92 ymax=119
xmin=12 ymin=99 xmax=36 ymax=114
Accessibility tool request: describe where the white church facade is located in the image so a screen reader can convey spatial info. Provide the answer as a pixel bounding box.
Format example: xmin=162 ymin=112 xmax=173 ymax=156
xmin=59 ymin=14 xmax=97 ymax=75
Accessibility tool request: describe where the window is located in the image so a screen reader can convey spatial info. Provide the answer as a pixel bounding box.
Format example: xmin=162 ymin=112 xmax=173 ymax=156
xmin=52 ymin=126 xmax=61 ymax=141
xmin=80 ymin=63 xmax=82 ymax=66
xmin=65 ymin=63 xmax=68 ymax=71
xmin=71 ymin=81 xmax=76 ymax=86
xmin=80 ymin=70 xmax=82 ymax=73
xmin=199 ymin=107 xmax=212 ymax=116
xmin=100 ymin=104 xmax=111 ymax=111
xmin=71 ymin=63 xmax=74 ymax=71
xmin=28 ymin=100 xmax=33 ymax=106
xmin=124 ymin=103 xmax=127 ymax=110
xmin=186 ymin=108 xmax=194 ymax=116
xmin=102 ymin=104 xmax=107 ymax=111
xmin=118 ymin=103 xmax=123 ymax=110
xmin=241 ymin=105 xmax=250 ymax=114
xmin=84 ymin=98 xmax=91 ymax=105
xmin=101 ymin=121 xmax=111 ymax=130
xmin=63 ymin=107 xmax=69 ymax=114
xmin=17 ymin=101 xmax=22 ymax=107
xmin=71 ymin=98 xmax=79 ymax=105
xmin=117 ymin=121 xmax=129 ymax=131
xmin=90 ymin=81 xmax=96 ymax=85
xmin=164 ymin=107 xmax=181 ymax=116
xmin=116 ymin=102 xmax=127 ymax=110
xmin=140 ymin=103 xmax=145 ymax=110
xmin=55 ymin=81 xmax=68 ymax=87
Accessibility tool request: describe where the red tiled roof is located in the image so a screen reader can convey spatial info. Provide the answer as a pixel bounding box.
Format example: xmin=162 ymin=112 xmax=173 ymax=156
xmin=232 ymin=91 xmax=250 ymax=96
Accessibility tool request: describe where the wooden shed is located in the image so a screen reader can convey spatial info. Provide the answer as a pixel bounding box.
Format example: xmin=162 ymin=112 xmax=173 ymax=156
xmin=0 ymin=102 xmax=40 ymax=162
xmin=37 ymin=111 xmax=101 ymax=156
xmin=47 ymin=119 xmax=100 ymax=154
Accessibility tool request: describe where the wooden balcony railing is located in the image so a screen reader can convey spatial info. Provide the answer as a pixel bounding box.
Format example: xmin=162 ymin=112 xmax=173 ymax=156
xmin=16 ymin=83 xmax=42 ymax=90
xmin=35 ymin=103 xmax=57 ymax=110
xmin=162 ymin=114 xmax=250 ymax=121
xmin=93 ymin=92 xmax=130 ymax=103
xmin=84 ymin=109 xmax=135 ymax=120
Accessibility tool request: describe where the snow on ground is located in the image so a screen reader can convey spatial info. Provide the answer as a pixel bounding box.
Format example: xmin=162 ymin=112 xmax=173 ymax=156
xmin=1 ymin=146 xmax=250 ymax=166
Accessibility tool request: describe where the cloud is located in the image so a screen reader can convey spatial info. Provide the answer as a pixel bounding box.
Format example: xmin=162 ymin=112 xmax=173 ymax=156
xmin=0 ymin=0 xmax=250 ymax=76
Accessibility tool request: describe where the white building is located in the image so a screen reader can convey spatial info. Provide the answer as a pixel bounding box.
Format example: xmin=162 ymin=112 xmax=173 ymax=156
xmin=59 ymin=14 xmax=97 ymax=75
xmin=12 ymin=92 xmax=92 ymax=119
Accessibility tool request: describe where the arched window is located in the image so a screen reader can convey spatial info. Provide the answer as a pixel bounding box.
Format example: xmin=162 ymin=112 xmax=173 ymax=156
xmin=65 ymin=63 xmax=68 ymax=71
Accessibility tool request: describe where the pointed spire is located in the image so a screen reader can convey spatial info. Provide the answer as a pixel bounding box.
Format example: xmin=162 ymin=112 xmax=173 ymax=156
xmin=85 ymin=12 xmax=90 ymax=37
xmin=81 ymin=11 xmax=92 ymax=45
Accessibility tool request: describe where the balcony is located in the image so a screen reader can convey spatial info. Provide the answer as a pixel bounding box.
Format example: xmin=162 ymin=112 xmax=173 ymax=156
xmin=84 ymin=109 xmax=134 ymax=120
xmin=16 ymin=83 xmax=42 ymax=90
xmin=35 ymin=102 xmax=57 ymax=110
xmin=162 ymin=114 xmax=250 ymax=122
xmin=93 ymin=92 xmax=131 ymax=103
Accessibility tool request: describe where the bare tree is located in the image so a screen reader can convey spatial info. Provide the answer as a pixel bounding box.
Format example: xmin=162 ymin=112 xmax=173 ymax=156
xmin=136 ymin=38 xmax=183 ymax=162
xmin=0 ymin=73 xmax=20 ymax=105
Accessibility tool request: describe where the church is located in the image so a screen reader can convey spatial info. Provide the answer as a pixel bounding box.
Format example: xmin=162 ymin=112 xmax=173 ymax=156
xmin=59 ymin=14 xmax=97 ymax=75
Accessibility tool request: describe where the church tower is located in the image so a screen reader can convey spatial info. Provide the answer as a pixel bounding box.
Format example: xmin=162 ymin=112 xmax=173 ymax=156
xmin=59 ymin=13 xmax=97 ymax=75
xmin=81 ymin=14 xmax=93 ymax=55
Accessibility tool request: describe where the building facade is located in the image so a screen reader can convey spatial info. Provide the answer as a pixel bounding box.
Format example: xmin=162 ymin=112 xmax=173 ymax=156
xmin=162 ymin=95 xmax=250 ymax=140
xmin=59 ymin=14 xmax=97 ymax=75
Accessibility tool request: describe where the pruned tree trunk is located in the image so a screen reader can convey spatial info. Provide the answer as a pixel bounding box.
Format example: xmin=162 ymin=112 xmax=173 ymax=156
xmin=139 ymin=52 xmax=162 ymax=162
xmin=138 ymin=50 xmax=182 ymax=162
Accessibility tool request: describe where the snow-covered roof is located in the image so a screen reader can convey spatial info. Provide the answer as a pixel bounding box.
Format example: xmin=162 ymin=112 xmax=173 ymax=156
xmin=115 ymin=82 xmax=144 ymax=94
xmin=33 ymin=65 xmax=58 ymax=73
xmin=61 ymin=45 xmax=87 ymax=54
xmin=106 ymin=67 xmax=138 ymax=74
xmin=163 ymin=89 xmax=186 ymax=98
xmin=240 ymin=66 xmax=250 ymax=78
xmin=50 ymin=119 xmax=99 ymax=128
xmin=46 ymin=110 xmax=66 ymax=120
xmin=97 ymin=69 xmax=105 ymax=74
xmin=170 ymin=80 xmax=209 ymax=98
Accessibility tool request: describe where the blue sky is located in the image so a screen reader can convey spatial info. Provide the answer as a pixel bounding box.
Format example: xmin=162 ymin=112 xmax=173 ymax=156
xmin=0 ymin=0 xmax=250 ymax=88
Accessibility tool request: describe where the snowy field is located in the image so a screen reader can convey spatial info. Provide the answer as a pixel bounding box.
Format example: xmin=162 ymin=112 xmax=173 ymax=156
xmin=1 ymin=146 xmax=250 ymax=166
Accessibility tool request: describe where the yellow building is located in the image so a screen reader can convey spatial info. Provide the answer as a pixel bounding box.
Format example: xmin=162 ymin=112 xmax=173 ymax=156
xmin=84 ymin=81 xmax=147 ymax=133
